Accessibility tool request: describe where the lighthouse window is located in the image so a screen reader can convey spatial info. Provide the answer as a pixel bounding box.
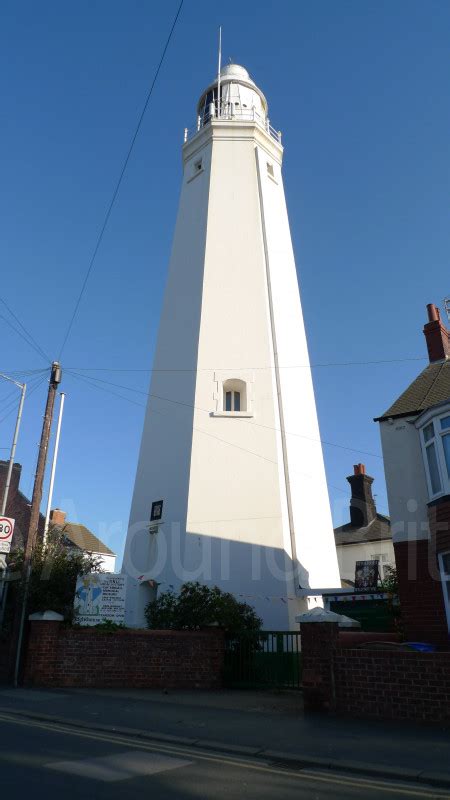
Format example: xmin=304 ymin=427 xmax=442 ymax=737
xmin=225 ymin=390 xmax=240 ymax=412
xmin=187 ymin=158 xmax=204 ymax=182
xmin=223 ymin=379 xmax=246 ymax=413
xmin=267 ymin=162 xmax=274 ymax=178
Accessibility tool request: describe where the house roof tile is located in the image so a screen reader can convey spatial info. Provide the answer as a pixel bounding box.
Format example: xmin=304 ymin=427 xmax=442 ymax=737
xmin=375 ymin=360 xmax=450 ymax=422
xmin=61 ymin=523 xmax=115 ymax=556
xmin=334 ymin=514 xmax=391 ymax=546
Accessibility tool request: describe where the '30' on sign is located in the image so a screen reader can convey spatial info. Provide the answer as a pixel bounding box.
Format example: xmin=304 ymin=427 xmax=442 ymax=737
xmin=0 ymin=517 xmax=15 ymax=554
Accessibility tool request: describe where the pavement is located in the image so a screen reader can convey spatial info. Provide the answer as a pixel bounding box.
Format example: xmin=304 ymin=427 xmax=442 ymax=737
xmin=1 ymin=687 xmax=450 ymax=791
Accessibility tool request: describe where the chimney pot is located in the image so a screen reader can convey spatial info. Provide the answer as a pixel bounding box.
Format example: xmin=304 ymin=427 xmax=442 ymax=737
xmin=427 ymin=303 xmax=440 ymax=322
xmin=50 ymin=508 xmax=66 ymax=527
xmin=424 ymin=303 xmax=450 ymax=363
xmin=354 ymin=463 xmax=365 ymax=476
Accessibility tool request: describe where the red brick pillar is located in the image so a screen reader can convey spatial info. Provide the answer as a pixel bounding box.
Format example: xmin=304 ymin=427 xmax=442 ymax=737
xmin=24 ymin=620 xmax=61 ymax=686
xmin=301 ymin=621 xmax=339 ymax=712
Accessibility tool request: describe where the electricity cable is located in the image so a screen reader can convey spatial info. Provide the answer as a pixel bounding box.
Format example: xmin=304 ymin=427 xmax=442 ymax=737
xmin=58 ymin=0 xmax=185 ymax=360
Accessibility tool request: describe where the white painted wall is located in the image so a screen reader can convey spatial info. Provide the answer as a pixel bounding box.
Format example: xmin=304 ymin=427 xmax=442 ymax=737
xmin=123 ymin=68 xmax=340 ymax=629
xmin=379 ymin=418 xmax=430 ymax=543
xmin=336 ymin=540 xmax=395 ymax=583
xmin=97 ymin=553 xmax=116 ymax=573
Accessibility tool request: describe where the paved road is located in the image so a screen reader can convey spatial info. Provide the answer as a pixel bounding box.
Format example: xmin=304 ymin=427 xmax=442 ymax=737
xmin=0 ymin=712 xmax=449 ymax=800
xmin=2 ymin=687 xmax=450 ymax=779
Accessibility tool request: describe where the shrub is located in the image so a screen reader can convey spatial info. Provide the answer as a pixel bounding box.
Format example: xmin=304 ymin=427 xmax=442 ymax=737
xmin=145 ymin=581 xmax=262 ymax=634
xmin=5 ymin=526 xmax=102 ymax=626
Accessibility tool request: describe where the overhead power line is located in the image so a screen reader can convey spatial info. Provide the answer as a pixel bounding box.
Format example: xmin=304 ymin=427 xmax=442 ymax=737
xmin=58 ymin=0 xmax=185 ymax=360
xmin=65 ymin=370 xmax=376 ymax=506
xmin=0 ymin=374 xmax=47 ymax=426
xmin=66 ymin=368 xmax=382 ymax=460
xmin=0 ymin=305 xmax=50 ymax=364
xmin=64 ymin=356 xmax=428 ymax=372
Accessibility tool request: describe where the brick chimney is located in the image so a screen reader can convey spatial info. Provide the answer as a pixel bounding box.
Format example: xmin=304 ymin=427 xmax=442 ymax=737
xmin=347 ymin=463 xmax=377 ymax=528
xmin=0 ymin=460 xmax=22 ymax=505
xmin=424 ymin=304 xmax=450 ymax=363
xmin=50 ymin=508 xmax=67 ymax=527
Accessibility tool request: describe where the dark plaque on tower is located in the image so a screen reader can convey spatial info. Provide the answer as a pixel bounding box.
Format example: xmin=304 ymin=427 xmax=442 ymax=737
xmin=150 ymin=500 xmax=164 ymax=522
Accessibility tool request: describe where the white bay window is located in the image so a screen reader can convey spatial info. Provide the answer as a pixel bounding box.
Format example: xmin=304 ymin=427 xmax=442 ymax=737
xmin=420 ymin=411 xmax=450 ymax=499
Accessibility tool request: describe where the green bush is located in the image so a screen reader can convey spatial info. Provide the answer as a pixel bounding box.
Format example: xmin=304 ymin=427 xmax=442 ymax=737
xmin=5 ymin=526 xmax=102 ymax=626
xmin=145 ymin=581 xmax=262 ymax=634
xmin=379 ymin=565 xmax=398 ymax=596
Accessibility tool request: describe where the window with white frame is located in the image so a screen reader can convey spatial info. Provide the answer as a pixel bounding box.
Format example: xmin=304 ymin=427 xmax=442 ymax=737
xmin=441 ymin=414 xmax=450 ymax=478
xmin=420 ymin=412 xmax=450 ymax=498
xmin=370 ymin=553 xmax=390 ymax=580
xmin=223 ymin=378 xmax=246 ymax=413
xmin=438 ymin=551 xmax=450 ymax=632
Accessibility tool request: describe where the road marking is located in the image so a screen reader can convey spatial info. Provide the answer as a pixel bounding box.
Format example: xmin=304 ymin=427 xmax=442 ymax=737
xmin=47 ymin=750 xmax=191 ymax=782
xmin=0 ymin=711 xmax=448 ymax=798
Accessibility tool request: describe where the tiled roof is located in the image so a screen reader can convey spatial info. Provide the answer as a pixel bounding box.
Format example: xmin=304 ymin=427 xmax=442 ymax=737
xmin=375 ymin=360 xmax=450 ymax=422
xmin=61 ymin=523 xmax=115 ymax=556
xmin=334 ymin=514 xmax=391 ymax=546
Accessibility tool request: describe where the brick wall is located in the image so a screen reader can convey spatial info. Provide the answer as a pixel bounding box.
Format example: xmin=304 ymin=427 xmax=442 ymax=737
xmin=334 ymin=648 xmax=450 ymax=722
xmin=394 ymin=539 xmax=449 ymax=646
xmin=24 ymin=622 xmax=225 ymax=689
xmin=429 ymin=496 xmax=450 ymax=554
xmin=301 ymin=621 xmax=450 ymax=722
xmin=301 ymin=622 xmax=339 ymax=711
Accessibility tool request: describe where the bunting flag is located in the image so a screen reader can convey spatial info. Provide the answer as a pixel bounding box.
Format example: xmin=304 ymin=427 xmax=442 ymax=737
xmin=136 ymin=577 xmax=301 ymax=603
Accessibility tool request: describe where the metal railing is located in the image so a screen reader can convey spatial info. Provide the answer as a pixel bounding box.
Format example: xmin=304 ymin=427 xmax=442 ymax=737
xmin=184 ymin=106 xmax=282 ymax=145
xmin=224 ymin=630 xmax=302 ymax=689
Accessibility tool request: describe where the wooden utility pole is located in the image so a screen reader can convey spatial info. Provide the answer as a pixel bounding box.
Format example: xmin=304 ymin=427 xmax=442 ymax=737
xmin=11 ymin=361 xmax=62 ymax=685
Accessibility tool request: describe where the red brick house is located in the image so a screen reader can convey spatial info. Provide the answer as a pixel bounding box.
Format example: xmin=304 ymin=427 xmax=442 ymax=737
xmin=0 ymin=460 xmax=44 ymax=552
xmin=376 ymin=303 xmax=450 ymax=645
xmin=0 ymin=460 xmax=115 ymax=570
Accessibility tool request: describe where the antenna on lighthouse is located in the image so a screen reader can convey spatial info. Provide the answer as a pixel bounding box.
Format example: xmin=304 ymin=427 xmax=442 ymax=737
xmin=217 ymin=26 xmax=222 ymax=118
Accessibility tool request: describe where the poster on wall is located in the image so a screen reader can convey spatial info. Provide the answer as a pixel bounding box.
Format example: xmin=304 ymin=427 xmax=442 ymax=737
xmin=354 ymin=560 xmax=379 ymax=591
xmin=74 ymin=573 xmax=126 ymax=626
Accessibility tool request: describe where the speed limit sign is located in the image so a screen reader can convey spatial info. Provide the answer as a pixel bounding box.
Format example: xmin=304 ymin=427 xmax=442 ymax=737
xmin=0 ymin=517 xmax=15 ymax=554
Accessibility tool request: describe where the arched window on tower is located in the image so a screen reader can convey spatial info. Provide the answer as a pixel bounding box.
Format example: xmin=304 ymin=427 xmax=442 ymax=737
xmin=223 ymin=379 xmax=247 ymax=413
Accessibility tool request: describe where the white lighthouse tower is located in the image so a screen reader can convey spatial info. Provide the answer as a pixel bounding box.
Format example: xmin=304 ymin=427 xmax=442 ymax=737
xmin=123 ymin=63 xmax=340 ymax=629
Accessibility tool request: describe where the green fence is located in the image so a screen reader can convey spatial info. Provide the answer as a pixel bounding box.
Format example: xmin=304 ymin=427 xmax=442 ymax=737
xmin=329 ymin=599 xmax=397 ymax=632
xmin=224 ymin=631 xmax=302 ymax=689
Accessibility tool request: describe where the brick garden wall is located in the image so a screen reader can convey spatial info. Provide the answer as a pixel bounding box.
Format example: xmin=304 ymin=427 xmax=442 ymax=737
xmin=301 ymin=622 xmax=450 ymax=723
xmin=334 ymin=647 xmax=450 ymax=722
xmin=24 ymin=621 xmax=225 ymax=690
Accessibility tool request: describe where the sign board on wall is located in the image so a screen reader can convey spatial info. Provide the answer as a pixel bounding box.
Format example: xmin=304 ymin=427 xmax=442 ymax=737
xmin=0 ymin=517 xmax=15 ymax=554
xmin=354 ymin=560 xmax=379 ymax=591
xmin=74 ymin=573 xmax=126 ymax=626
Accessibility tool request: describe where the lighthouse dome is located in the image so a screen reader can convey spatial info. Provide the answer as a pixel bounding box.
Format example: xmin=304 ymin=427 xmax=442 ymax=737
xmin=197 ymin=62 xmax=268 ymax=128
xmin=219 ymin=63 xmax=250 ymax=82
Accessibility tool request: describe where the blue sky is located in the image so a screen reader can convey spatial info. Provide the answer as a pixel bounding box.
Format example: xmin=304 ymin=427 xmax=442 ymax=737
xmin=1 ymin=0 xmax=449 ymax=564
